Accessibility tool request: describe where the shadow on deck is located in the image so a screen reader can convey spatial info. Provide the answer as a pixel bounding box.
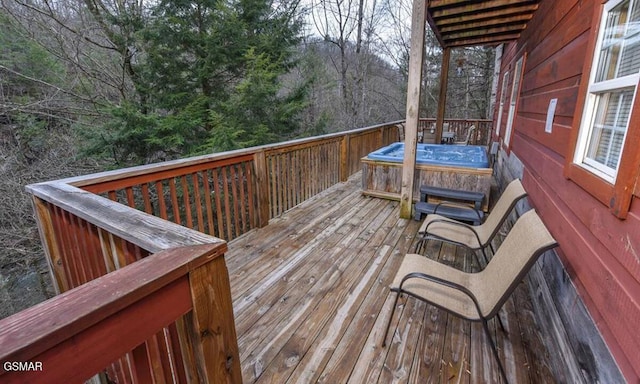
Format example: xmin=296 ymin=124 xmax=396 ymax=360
xmin=225 ymin=173 xmax=556 ymax=383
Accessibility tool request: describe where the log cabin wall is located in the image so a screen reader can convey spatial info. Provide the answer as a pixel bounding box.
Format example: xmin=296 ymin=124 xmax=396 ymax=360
xmin=492 ymin=0 xmax=638 ymax=382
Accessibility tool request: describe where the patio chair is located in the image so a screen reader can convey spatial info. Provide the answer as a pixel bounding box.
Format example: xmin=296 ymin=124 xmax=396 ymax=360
xmin=382 ymin=209 xmax=558 ymax=384
xmin=396 ymin=123 xmax=405 ymax=141
xmin=414 ymin=178 xmax=527 ymax=267
xmin=453 ymin=124 xmax=475 ymax=145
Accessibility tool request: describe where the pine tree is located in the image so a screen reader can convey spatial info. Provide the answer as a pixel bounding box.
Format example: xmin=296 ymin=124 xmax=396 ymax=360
xmin=97 ymin=0 xmax=306 ymax=163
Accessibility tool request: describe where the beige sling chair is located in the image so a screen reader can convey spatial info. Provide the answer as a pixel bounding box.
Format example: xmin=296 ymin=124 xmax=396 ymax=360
xmin=453 ymin=124 xmax=475 ymax=145
xmin=382 ymin=209 xmax=558 ymax=384
xmin=415 ymin=178 xmax=528 ymax=267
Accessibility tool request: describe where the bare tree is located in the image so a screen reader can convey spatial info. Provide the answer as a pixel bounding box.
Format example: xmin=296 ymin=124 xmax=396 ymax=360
xmin=447 ymin=46 xmax=495 ymax=119
xmin=1 ymin=0 xmax=148 ymax=111
xmin=309 ymin=0 xmax=396 ymax=128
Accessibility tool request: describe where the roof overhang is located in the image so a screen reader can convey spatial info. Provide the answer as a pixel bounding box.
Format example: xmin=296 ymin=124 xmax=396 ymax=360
xmin=426 ymin=0 xmax=540 ymax=48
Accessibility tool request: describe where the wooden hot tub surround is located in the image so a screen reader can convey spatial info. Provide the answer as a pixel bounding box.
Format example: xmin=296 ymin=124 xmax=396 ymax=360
xmin=361 ymin=156 xmax=492 ymax=212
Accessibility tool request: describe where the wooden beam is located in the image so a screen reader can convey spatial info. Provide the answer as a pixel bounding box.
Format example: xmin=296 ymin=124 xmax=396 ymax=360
xmin=443 ymin=24 xmax=527 ymax=40
xmin=434 ymin=5 xmax=538 ymax=27
xmin=399 ymin=0 xmax=427 ymax=219
xmin=426 ymin=1 xmax=540 ymax=48
xmin=435 ymin=48 xmax=452 ymax=143
xmin=445 ymin=34 xmax=522 ymax=48
xmin=439 ymin=14 xmax=533 ymax=32
xmin=431 ymin=0 xmax=538 ymax=18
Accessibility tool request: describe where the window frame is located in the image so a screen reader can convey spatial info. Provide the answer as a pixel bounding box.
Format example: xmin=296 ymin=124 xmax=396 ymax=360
xmin=565 ymin=0 xmax=640 ymax=219
xmin=504 ymin=56 xmax=524 ymax=147
xmin=495 ymin=71 xmax=509 ymax=137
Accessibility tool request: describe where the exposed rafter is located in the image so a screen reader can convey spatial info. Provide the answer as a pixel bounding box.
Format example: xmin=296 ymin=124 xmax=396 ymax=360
xmin=426 ymin=0 xmax=540 ymax=48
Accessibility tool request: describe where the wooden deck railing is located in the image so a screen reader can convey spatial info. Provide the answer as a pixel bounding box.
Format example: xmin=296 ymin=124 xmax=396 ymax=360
xmin=0 ymin=243 xmax=240 ymax=383
xmin=46 ymin=121 xmax=402 ymax=248
xmin=7 ymin=118 xmax=490 ymax=383
xmin=14 ymin=181 xmax=239 ymax=383
xmin=416 ymin=118 xmax=492 ymax=145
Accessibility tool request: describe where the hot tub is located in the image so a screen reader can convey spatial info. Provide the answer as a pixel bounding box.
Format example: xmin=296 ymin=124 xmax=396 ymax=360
xmin=367 ymin=142 xmax=489 ymax=168
xmin=361 ymin=142 xmax=492 ymax=211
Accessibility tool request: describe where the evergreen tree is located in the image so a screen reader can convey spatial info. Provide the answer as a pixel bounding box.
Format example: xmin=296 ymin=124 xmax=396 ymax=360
xmin=95 ymin=0 xmax=306 ymax=163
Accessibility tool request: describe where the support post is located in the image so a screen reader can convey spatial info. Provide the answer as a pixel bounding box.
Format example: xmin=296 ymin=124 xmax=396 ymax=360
xmin=435 ymin=47 xmax=451 ymax=144
xmin=253 ymin=150 xmax=271 ymax=227
xmin=188 ymin=254 xmax=242 ymax=384
xmin=31 ymin=196 xmax=66 ymax=294
xmin=340 ymin=134 xmax=350 ymax=182
xmin=399 ymin=0 xmax=427 ymax=219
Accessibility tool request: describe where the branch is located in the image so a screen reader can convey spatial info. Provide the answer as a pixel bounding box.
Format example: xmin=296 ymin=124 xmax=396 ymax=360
xmin=0 ymin=64 xmax=101 ymax=105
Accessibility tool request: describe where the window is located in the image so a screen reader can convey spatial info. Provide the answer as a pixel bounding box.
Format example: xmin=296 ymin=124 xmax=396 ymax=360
xmin=573 ymin=0 xmax=640 ymax=183
xmin=495 ymin=71 xmax=509 ymax=136
xmin=504 ymin=56 xmax=524 ymax=146
xmin=566 ymin=0 xmax=640 ymax=218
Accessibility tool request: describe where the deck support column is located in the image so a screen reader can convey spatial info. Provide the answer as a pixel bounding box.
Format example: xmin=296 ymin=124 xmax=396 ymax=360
xmin=400 ymin=0 xmax=427 ymax=219
xmin=254 ymin=150 xmax=271 ymax=227
xmin=435 ymin=47 xmax=451 ymax=143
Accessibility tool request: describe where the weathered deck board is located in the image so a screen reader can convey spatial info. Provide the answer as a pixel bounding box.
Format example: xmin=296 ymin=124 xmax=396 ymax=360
xmin=225 ymin=173 xmax=557 ymax=383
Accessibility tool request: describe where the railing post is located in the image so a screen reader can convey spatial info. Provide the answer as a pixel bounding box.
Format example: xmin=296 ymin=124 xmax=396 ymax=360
xmin=31 ymin=196 xmax=66 ymax=294
xmin=474 ymin=119 xmax=480 ymax=145
xmin=253 ymin=150 xmax=271 ymax=227
xmin=187 ymin=254 xmax=242 ymax=384
xmin=340 ymin=134 xmax=350 ymax=182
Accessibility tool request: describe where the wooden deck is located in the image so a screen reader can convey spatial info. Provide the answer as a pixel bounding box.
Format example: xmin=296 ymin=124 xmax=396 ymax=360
xmin=225 ymin=173 xmax=557 ymax=383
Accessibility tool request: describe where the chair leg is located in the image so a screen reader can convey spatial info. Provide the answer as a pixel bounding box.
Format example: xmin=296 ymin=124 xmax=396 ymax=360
xmin=471 ymin=250 xmax=483 ymax=270
xmin=414 ymin=236 xmax=430 ymax=254
xmin=480 ymin=247 xmax=489 ymax=267
xmin=481 ymin=318 xmax=509 ymax=384
xmin=382 ymin=291 xmax=401 ymax=347
xmin=487 ymin=240 xmax=508 ymax=334
xmin=414 ymin=237 xmax=423 ymax=253
xmin=496 ymin=310 xmax=507 ymax=334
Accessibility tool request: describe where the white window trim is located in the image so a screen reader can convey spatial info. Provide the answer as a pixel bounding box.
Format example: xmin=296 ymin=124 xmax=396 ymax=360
xmin=573 ymin=0 xmax=640 ymax=183
xmin=504 ymin=57 xmax=524 ymax=146
xmin=495 ymin=71 xmax=509 ymax=136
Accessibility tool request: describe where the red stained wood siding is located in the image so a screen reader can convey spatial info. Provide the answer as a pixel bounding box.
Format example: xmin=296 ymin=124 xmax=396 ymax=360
xmin=494 ymin=0 xmax=640 ymax=381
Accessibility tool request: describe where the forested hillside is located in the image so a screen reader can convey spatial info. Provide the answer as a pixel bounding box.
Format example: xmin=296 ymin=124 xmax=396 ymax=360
xmin=0 ymin=0 xmax=494 ymax=317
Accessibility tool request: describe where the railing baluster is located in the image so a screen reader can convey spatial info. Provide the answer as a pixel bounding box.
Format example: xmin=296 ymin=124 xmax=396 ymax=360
xmin=131 ymin=343 xmax=153 ymax=383
xmin=229 ymin=164 xmax=240 ymax=237
xmin=156 ymin=181 xmax=168 ymax=220
xmin=141 ymin=183 xmax=153 ymax=214
xmin=203 ymin=169 xmax=216 ymax=235
xmin=180 ymin=175 xmax=193 ymax=229
xmin=222 ymin=167 xmax=234 ymax=240
xmin=168 ymin=178 xmax=181 ymax=225
xmin=212 ymin=168 xmax=225 ymax=239
xmin=238 ymin=163 xmax=248 ymax=233
xmin=192 ymin=173 xmax=205 ymax=233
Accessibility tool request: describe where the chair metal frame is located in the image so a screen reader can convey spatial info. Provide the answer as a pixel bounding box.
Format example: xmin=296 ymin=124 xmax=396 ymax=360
xmin=453 ymin=124 xmax=476 ymax=145
xmin=382 ymin=210 xmax=558 ymax=384
xmin=415 ymin=178 xmax=528 ymax=266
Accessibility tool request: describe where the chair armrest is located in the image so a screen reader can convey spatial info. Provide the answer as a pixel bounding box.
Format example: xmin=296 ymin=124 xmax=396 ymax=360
xmin=395 ymin=271 xmax=484 ymax=320
xmin=422 ymin=218 xmax=484 ymax=249
xmin=432 ymin=201 xmax=483 ymax=222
